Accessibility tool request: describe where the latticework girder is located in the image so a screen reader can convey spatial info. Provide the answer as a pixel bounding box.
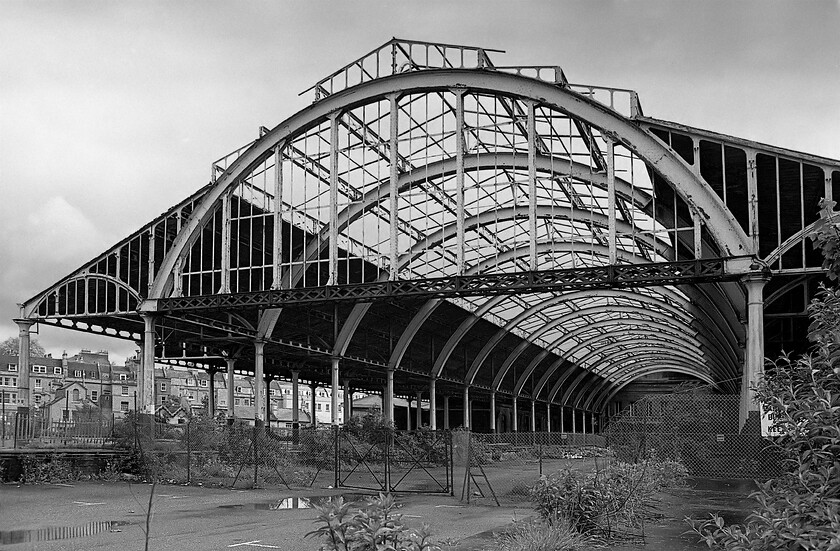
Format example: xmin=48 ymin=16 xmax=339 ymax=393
xmin=18 ymin=39 xmax=840 ymax=421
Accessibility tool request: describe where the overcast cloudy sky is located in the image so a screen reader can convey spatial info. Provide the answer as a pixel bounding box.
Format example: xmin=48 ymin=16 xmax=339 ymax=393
xmin=1 ymin=1 xmax=838 ymax=364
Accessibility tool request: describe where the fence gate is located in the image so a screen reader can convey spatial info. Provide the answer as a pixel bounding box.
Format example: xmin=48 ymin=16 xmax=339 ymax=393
xmin=335 ymin=426 xmax=388 ymax=492
xmin=335 ymin=428 xmax=453 ymax=494
xmin=388 ymin=430 xmax=452 ymax=494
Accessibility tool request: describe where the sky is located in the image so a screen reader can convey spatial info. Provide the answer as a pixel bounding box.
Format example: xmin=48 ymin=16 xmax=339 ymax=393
xmin=1 ymin=0 xmax=839 ymax=364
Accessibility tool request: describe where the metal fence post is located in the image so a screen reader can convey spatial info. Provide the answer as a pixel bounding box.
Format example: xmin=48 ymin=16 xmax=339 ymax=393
xmin=539 ymin=439 xmax=543 ymax=477
xmin=13 ymin=413 xmax=18 ymax=449
xmin=186 ymin=419 xmax=191 ymax=485
xmin=333 ymin=425 xmax=339 ymax=490
xmin=253 ymin=425 xmax=259 ymax=487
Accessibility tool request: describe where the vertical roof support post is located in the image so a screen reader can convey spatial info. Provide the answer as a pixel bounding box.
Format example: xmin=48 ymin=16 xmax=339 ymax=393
xmin=272 ymin=145 xmax=284 ymax=290
xmin=528 ymin=100 xmax=538 ymax=271
xmin=331 ymin=357 xmax=340 ymax=426
xmin=512 ymin=395 xmax=518 ymax=433
xmin=226 ymin=359 xmax=236 ymax=424
xmin=746 ymin=151 xmax=760 ymax=254
xmin=328 ymin=112 xmax=340 ymax=286
xmin=530 ymin=398 xmax=536 ymax=432
xmin=291 ymin=369 xmax=299 ymax=428
xmin=429 ymin=378 xmax=437 ymax=430
xmin=462 ymin=385 xmax=470 ymax=430
xmin=140 ymin=314 xmax=156 ymax=414
xmin=455 ymin=88 xmax=466 ymax=275
xmin=546 ymin=403 xmax=551 ymax=433
xmin=489 ymin=390 xmax=496 ymax=433
xmin=389 ymin=94 xmax=400 ymax=280
xmin=741 ymin=273 xmax=768 ymax=432
xmin=343 ymin=378 xmax=351 ymax=423
xmin=606 ymin=136 xmax=617 ymax=264
xmin=416 ymin=389 xmax=423 ymax=429
xmin=254 ymin=340 xmax=265 ymax=426
xmin=14 ymin=319 xmax=35 ymax=412
xmin=220 ymin=190 xmax=231 ymax=294
xmin=443 ymin=394 xmax=450 ymax=430
xmin=385 ymin=367 xmax=395 ymax=426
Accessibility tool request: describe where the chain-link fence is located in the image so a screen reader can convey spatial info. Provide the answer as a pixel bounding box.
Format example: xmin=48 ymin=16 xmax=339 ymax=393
xmin=463 ymin=431 xmax=607 ymax=505
xmin=603 ymin=394 xmax=782 ymax=479
xmin=125 ymin=415 xmax=335 ymax=489
xmin=122 ymin=415 xmax=454 ymax=492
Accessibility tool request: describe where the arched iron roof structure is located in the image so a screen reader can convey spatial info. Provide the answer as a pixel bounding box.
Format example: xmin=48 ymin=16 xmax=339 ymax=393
xmin=16 ymin=39 xmax=840 ymax=432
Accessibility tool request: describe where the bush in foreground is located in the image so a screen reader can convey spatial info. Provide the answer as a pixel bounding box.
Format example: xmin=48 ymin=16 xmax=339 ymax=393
xmin=687 ymin=200 xmax=840 ymax=550
xmin=307 ymin=493 xmax=440 ymax=551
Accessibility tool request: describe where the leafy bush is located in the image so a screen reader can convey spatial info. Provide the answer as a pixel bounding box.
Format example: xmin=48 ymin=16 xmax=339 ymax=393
xmin=688 ymin=199 xmax=840 ymax=550
xmin=531 ymin=458 xmax=687 ymax=539
xmin=20 ymin=453 xmax=76 ymax=484
xmin=306 ymin=493 xmax=440 ymax=551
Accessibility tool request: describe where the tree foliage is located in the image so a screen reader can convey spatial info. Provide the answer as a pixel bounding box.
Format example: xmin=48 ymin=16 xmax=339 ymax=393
xmin=689 ymin=199 xmax=840 ymax=550
xmin=0 ymin=336 xmax=47 ymax=357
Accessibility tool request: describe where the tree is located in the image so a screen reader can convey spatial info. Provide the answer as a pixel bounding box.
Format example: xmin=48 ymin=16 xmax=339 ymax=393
xmin=690 ymin=199 xmax=840 ymax=550
xmin=0 ymin=336 xmax=47 ymax=357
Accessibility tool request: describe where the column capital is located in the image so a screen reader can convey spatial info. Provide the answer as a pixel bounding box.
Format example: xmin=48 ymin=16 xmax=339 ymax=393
xmin=13 ymin=318 xmax=36 ymax=330
xmin=741 ymin=270 xmax=771 ymax=285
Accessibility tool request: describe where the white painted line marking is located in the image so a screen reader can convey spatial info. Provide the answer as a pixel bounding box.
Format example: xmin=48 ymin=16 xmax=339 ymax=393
xmin=73 ymin=501 xmax=105 ymax=506
xmin=227 ymin=542 xmax=281 ymax=549
xmin=402 ymin=514 xmax=422 ymax=518
xmin=434 ymin=504 xmax=464 ymax=508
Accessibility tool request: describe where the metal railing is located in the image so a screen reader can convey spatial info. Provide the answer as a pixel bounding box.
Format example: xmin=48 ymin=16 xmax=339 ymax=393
xmin=1 ymin=412 xmax=115 ymax=449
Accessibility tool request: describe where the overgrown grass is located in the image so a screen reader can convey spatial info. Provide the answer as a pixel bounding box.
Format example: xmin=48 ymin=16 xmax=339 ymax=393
xmin=490 ymin=518 xmax=602 ymax=551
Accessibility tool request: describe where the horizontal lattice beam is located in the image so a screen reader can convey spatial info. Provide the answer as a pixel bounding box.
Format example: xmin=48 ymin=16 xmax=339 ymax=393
xmin=154 ymin=258 xmax=739 ymax=313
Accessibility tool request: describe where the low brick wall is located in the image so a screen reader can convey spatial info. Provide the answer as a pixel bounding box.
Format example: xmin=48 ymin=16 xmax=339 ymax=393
xmin=0 ymin=449 xmax=129 ymax=482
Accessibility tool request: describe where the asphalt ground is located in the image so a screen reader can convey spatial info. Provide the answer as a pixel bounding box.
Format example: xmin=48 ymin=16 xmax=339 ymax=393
xmin=0 ymin=481 xmax=528 ymax=551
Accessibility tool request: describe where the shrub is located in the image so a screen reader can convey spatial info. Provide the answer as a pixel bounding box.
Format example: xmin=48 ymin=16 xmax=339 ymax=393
xmin=531 ymin=458 xmax=687 ymax=539
xmin=20 ymin=453 xmax=76 ymax=484
xmin=491 ymin=518 xmax=601 ymax=551
xmin=306 ymin=493 xmax=440 ymax=551
xmin=687 ymin=199 xmax=840 ymax=550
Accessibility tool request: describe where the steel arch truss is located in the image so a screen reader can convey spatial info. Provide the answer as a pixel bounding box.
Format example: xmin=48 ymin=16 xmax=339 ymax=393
xmin=21 ymin=39 xmax=839 ymax=415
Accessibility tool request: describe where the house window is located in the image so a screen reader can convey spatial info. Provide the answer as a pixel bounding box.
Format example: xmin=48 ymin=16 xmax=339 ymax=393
xmin=1 ymin=392 xmax=16 ymax=403
xmin=62 ymin=409 xmax=70 ymax=421
xmin=34 ymin=394 xmax=41 ymax=404
xmin=32 ymin=365 xmax=47 ymax=374
xmin=160 ymin=383 xmax=167 ymax=392
xmin=0 ymin=377 xmax=16 ymax=387
xmin=72 ymin=389 xmax=80 ymax=401
xmin=186 ymin=379 xmax=196 ymax=387
xmin=188 ymin=393 xmax=194 ymax=401
xmin=234 ymin=398 xmax=240 ymax=405
xmin=91 ymin=390 xmax=98 ymax=402
xmin=120 ymin=401 xmax=129 ymax=412
xmin=53 ymin=367 xmax=62 ymax=375
xmin=160 ymin=396 xmax=166 ymax=404
xmin=34 ymin=379 xmax=42 ymax=389
xmin=325 ymin=403 xmax=329 ymax=411
xmin=7 ymin=364 xmax=17 ymax=372
xmin=199 ymin=380 xmax=208 ymax=387
xmin=74 ymin=370 xmax=82 ymax=377
xmin=316 ymin=403 xmax=322 ymax=411
xmin=119 ymin=374 xmax=127 ymax=381
xmin=121 ymin=386 xmax=129 ymax=396
xmin=235 ymin=386 xmax=242 ymax=393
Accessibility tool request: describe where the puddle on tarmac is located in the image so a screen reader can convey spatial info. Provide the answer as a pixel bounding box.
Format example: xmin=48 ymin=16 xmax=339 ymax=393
xmin=0 ymin=521 xmax=130 ymax=546
xmin=218 ymin=494 xmax=371 ymax=511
